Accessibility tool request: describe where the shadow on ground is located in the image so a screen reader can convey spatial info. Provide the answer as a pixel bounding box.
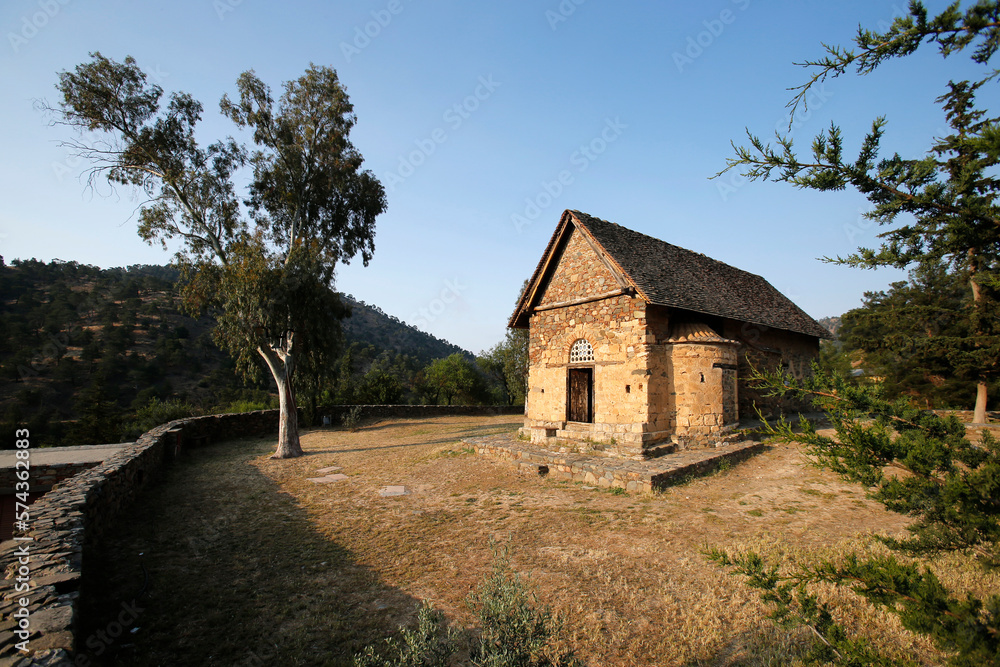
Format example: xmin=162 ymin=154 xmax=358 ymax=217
xmin=78 ymin=437 xmax=421 ymax=667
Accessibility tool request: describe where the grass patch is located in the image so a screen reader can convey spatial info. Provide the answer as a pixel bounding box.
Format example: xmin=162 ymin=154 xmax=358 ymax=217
xmin=82 ymin=415 xmax=944 ymax=667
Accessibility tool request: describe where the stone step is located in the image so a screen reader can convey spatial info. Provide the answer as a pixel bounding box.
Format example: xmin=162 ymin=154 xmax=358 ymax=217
xmin=554 ymin=429 xmax=596 ymax=441
xmin=468 ymin=433 xmax=765 ymax=494
xmin=561 ymin=422 xmax=593 ymax=432
xmin=641 ymin=443 xmax=677 ymax=459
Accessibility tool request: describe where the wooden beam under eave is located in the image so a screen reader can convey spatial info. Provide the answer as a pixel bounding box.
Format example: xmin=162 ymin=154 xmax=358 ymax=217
xmin=532 ymin=287 xmax=635 ymax=313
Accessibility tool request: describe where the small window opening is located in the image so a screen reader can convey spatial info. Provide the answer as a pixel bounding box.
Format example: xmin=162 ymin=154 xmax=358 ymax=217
xmin=569 ymin=339 xmax=594 ymax=363
xmin=700 ymin=372 xmax=705 ymax=383
xmin=625 ymin=385 xmax=631 ymax=393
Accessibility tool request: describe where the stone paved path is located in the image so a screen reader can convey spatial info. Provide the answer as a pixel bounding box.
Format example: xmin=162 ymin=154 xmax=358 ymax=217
xmin=466 ymin=433 xmax=765 ymax=493
xmin=0 ymin=443 xmax=130 ymax=469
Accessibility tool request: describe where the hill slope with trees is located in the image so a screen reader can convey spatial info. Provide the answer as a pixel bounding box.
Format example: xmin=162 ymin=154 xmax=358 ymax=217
xmin=0 ymin=259 xmax=507 ymax=448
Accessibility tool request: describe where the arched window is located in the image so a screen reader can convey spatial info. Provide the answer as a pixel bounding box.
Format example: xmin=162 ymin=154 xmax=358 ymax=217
xmin=569 ymin=339 xmax=594 ymax=363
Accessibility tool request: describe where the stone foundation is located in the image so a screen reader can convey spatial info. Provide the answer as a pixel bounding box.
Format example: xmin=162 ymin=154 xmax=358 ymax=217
xmin=470 ymin=433 xmax=764 ymax=493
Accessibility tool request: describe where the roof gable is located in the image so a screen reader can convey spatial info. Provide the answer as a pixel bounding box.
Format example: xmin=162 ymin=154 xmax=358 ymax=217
xmin=510 ymin=210 xmax=831 ymax=340
xmin=536 ymin=225 xmax=627 ymax=308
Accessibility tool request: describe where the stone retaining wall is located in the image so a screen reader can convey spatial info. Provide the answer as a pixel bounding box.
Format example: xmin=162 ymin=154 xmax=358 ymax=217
xmin=0 ymin=409 xmax=287 ymax=666
xmin=470 ymin=433 xmax=765 ymax=493
xmin=0 ymin=405 xmax=521 ymax=665
xmin=932 ymin=409 xmax=1000 ymax=424
xmin=0 ymin=464 xmax=99 ymax=495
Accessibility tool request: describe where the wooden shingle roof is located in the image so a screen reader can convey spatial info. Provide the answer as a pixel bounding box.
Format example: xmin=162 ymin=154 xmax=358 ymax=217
xmin=510 ymin=210 xmax=831 ymax=340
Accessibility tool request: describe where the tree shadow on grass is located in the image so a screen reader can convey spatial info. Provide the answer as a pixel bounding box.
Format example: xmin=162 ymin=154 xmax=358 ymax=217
xmin=304 ymin=422 xmax=521 ymax=457
xmin=346 ymin=420 xmax=438 ymax=432
xmin=680 ymin=625 xmax=816 ymax=667
xmin=78 ymin=437 xmax=423 ymax=667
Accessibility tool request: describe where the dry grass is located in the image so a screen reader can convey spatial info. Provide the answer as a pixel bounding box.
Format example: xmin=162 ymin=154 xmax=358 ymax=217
xmin=79 ymin=415 xmax=993 ymax=666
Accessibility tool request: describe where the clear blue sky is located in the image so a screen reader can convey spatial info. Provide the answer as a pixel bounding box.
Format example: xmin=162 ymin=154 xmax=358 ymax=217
xmin=1 ymin=0 xmax=993 ymax=353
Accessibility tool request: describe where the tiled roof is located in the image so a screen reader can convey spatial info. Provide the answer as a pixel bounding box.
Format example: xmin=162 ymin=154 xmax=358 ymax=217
xmin=667 ymin=322 xmax=737 ymax=344
xmin=510 ymin=210 xmax=831 ymax=340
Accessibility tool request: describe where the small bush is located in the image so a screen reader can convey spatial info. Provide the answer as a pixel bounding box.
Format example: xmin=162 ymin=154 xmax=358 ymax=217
xmin=343 ymin=405 xmax=363 ymax=432
xmin=354 ymin=602 xmax=456 ymax=667
xmin=355 ymin=540 xmax=581 ymax=667
xmin=467 ymin=540 xmax=582 ymax=667
xmin=120 ymin=398 xmax=198 ymax=439
xmin=214 ymin=398 xmax=276 ymax=414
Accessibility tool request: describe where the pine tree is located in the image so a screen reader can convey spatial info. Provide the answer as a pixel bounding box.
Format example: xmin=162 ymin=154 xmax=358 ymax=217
xmin=716 ymin=1 xmax=1000 ymax=422
xmin=840 ymin=259 xmax=993 ymax=407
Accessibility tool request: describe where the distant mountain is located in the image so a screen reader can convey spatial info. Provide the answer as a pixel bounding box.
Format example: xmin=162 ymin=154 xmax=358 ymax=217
xmin=0 ymin=259 xmax=258 ymax=445
xmin=340 ymin=295 xmax=472 ymax=365
xmin=0 ymin=260 xmax=474 ymax=445
xmin=817 ymin=316 xmax=842 ymax=338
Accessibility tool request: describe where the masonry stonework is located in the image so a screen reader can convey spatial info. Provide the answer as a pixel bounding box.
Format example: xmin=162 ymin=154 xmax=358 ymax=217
xmin=513 ymin=210 xmax=830 ymax=460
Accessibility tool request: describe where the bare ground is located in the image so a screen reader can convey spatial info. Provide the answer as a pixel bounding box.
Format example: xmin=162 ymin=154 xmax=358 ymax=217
xmin=80 ymin=415 xmax=991 ymax=666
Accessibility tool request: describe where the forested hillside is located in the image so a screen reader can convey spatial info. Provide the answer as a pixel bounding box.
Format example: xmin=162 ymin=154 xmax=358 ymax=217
xmin=0 ymin=258 xmax=268 ymax=447
xmin=340 ymin=295 xmax=469 ymax=366
xmin=0 ymin=259 xmax=512 ymax=448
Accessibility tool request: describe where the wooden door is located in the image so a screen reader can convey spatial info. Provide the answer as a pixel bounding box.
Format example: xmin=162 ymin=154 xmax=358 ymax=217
xmin=568 ymin=368 xmax=593 ymax=423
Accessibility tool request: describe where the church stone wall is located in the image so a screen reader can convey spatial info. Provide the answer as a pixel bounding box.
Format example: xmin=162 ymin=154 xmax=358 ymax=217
xmin=525 ymin=294 xmax=651 ymax=456
xmin=722 ymin=319 xmax=821 ymax=418
xmin=519 ymin=223 xmax=822 ymax=459
xmin=668 ymin=342 xmax=738 ymax=442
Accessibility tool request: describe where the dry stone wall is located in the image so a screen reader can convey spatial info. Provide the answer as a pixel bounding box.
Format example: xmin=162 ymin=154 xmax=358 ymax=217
xmin=0 ymin=405 xmax=523 ymax=666
xmin=0 ymin=465 xmax=98 ymax=496
xmin=0 ymin=410 xmax=287 ymax=666
xmin=321 ymin=404 xmax=521 ymax=424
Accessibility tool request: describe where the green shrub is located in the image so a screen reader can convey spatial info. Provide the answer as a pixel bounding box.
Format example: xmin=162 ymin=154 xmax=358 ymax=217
xmin=355 ymin=540 xmax=581 ymax=667
xmin=342 ymin=405 xmax=363 ymax=432
xmin=354 ymin=602 xmax=456 ymax=667
xmin=468 ymin=540 xmax=581 ymax=667
xmin=213 ymin=398 xmax=276 ymax=414
xmin=120 ymin=398 xmax=198 ymax=439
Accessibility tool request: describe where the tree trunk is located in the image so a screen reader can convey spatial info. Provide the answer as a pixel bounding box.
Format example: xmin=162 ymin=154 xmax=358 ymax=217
xmin=974 ymin=381 xmax=988 ymax=424
xmin=969 ymin=251 xmax=989 ymax=424
xmin=259 ymin=343 xmax=304 ymax=459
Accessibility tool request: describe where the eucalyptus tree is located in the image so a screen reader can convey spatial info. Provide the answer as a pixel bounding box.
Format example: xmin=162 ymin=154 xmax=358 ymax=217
xmin=717 ymin=1 xmax=1000 ymax=422
xmin=51 ymin=53 xmax=386 ymax=457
